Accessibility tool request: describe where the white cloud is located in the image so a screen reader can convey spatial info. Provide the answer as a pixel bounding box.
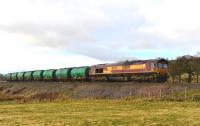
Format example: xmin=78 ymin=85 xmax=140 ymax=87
xmin=135 ymin=0 xmax=200 ymax=41
xmin=0 ymin=31 xmax=103 ymax=74
xmin=0 ymin=0 xmax=200 ymax=73
xmin=0 ymin=0 xmax=110 ymax=45
xmin=0 ymin=0 xmax=111 ymax=73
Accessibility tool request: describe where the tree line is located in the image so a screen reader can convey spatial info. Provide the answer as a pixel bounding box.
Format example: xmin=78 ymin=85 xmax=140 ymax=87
xmin=169 ymin=53 xmax=200 ymax=83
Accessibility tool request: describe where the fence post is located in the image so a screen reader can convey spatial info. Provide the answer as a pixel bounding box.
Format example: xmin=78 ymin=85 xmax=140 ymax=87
xmin=185 ymin=87 xmax=187 ymax=102
xmin=52 ymin=92 xmax=54 ymax=99
xmin=148 ymin=90 xmax=151 ymax=101
xmin=129 ymin=91 xmax=132 ymax=97
xmin=74 ymin=91 xmax=76 ymax=98
xmin=172 ymin=87 xmax=174 ymax=101
xmin=159 ymin=89 xmax=162 ymax=101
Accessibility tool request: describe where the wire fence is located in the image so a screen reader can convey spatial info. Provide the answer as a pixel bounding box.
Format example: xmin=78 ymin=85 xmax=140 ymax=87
xmin=73 ymin=84 xmax=200 ymax=102
xmin=117 ymin=87 xmax=200 ymax=102
xmin=1 ymin=82 xmax=200 ymax=102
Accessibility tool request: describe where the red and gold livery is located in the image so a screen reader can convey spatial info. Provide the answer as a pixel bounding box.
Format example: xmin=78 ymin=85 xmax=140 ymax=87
xmin=89 ymin=59 xmax=168 ymax=82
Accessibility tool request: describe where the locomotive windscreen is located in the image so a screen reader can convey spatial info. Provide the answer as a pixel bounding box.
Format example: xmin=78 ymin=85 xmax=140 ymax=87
xmin=157 ymin=59 xmax=168 ymax=69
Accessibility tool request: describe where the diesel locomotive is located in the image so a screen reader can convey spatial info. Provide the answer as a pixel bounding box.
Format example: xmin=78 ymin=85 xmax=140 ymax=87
xmin=5 ymin=58 xmax=169 ymax=83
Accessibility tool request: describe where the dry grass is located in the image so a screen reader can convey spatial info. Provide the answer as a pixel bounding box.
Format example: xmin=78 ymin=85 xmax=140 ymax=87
xmin=1 ymin=82 xmax=200 ymax=101
xmin=0 ymin=100 xmax=200 ymax=125
xmin=0 ymin=82 xmax=200 ymax=125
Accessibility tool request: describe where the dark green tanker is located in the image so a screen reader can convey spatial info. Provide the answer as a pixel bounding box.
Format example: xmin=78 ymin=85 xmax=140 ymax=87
xmin=43 ymin=69 xmax=56 ymax=81
xmin=4 ymin=66 xmax=90 ymax=82
xmin=11 ymin=73 xmax=18 ymax=81
xmin=55 ymin=68 xmax=72 ymax=81
xmin=71 ymin=67 xmax=89 ymax=80
xmin=17 ymin=72 xmax=25 ymax=81
xmin=24 ymin=71 xmax=33 ymax=81
xmin=5 ymin=73 xmax=11 ymax=81
xmin=32 ymin=70 xmax=44 ymax=81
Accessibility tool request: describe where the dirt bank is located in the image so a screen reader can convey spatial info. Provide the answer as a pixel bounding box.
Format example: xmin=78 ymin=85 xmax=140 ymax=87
xmin=0 ymin=82 xmax=199 ymax=101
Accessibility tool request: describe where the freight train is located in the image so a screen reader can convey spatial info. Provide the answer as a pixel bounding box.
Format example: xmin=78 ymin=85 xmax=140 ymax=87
xmin=5 ymin=58 xmax=169 ymax=83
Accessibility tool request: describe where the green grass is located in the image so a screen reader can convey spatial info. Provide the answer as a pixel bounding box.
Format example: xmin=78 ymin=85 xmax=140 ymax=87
xmin=0 ymin=100 xmax=200 ymax=126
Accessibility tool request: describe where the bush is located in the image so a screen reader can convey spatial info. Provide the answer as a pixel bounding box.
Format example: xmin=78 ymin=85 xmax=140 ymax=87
xmin=193 ymin=95 xmax=200 ymax=102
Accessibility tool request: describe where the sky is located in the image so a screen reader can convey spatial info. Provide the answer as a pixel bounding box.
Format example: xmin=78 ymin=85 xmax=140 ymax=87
xmin=1 ymin=0 xmax=200 ymax=73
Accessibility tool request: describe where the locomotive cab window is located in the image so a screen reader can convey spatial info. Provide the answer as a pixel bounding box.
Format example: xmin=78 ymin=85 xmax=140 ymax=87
xmin=163 ymin=64 xmax=168 ymax=68
xmin=151 ymin=63 xmax=156 ymax=68
xmin=157 ymin=63 xmax=168 ymax=68
xmin=95 ymin=68 xmax=103 ymax=73
xmin=157 ymin=63 xmax=162 ymax=68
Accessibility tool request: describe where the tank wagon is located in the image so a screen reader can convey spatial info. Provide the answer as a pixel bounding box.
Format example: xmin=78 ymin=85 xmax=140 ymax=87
xmin=5 ymin=73 xmax=11 ymax=81
xmin=71 ymin=67 xmax=89 ymax=81
xmin=32 ymin=70 xmax=44 ymax=81
xmin=11 ymin=73 xmax=18 ymax=82
xmin=5 ymin=59 xmax=169 ymax=83
xmin=24 ymin=71 xmax=33 ymax=81
xmin=43 ymin=69 xmax=57 ymax=81
xmin=17 ymin=72 xmax=25 ymax=81
xmin=55 ymin=68 xmax=72 ymax=81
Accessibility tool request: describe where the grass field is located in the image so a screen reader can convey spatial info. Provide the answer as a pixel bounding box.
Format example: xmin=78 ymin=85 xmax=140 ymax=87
xmin=0 ymin=100 xmax=200 ymax=126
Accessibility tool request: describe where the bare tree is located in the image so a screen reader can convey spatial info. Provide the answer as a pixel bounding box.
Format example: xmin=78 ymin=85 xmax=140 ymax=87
xmin=169 ymin=60 xmax=179 ymax=83
xmin=176 ymin=55 xmax=195 ymax=83
xmin=192 ymin=54 xmax=200 ymax=83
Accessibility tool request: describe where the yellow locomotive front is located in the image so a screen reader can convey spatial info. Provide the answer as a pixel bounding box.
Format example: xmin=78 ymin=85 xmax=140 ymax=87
xmin=154 ymin=59 xmax=168 ymax=75
xmin=149 ymin=59 xmax=169 ymax=82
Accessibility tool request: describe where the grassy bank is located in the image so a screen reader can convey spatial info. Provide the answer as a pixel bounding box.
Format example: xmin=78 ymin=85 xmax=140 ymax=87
xmin=1 ymin=82 xmax=200 ymax=102
xmin=1 ymin=82 xmax=200 ymax=125
xmin=0 ymin=100 xmax=200 ymax=125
